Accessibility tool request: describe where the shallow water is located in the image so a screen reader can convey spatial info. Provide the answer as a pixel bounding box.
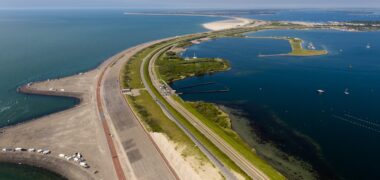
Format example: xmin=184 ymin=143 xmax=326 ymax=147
xmin=0 ymin=9 xmax=220 ymax=178
xmin=173 ymin=29 xmax=380 ymax=179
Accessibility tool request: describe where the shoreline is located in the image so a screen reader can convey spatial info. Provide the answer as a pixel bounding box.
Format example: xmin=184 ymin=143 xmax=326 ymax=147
xmin=202 ymin=17 xmax=255 ymax=31
xmin=124 ymin=12 xmax=257 ymax=31
xmin=0 ymin=152 xmax=95 ymax=179
xmin=3 ymin=13 xmax=375 ymax=179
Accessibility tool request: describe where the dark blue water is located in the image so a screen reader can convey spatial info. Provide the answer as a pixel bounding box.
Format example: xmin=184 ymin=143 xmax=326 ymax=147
xmin=173 ymin=30 xmax=380 ymax=179
xmin=243 ymin=9 xmax=380 ymax=22
xmin=0 ymin=9 xmax=221 ymax=178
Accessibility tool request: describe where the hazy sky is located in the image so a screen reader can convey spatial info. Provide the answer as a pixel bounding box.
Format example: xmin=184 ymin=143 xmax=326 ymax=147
xmin=1 ymin=0 xmax=380 ymax=9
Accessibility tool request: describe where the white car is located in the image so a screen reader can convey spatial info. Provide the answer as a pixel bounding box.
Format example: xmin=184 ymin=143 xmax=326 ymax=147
xmin=37 ymin=149 xmax=43 ymax=153
xmin=28 ymin=148 xmax=36 ymax=152
xmin=58 ymin=154 xmax=65 ymax=158
xmin=79 ymin=162 xmax=89 ymax=168
xmin=42 ymin=150 xmax=51 ymax=155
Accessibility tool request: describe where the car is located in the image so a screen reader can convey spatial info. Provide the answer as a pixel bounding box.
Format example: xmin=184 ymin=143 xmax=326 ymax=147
xmin=79 ymin=162 xmax=89 ymax=168
xmin=2 ymin=148 xmax=13 ymax=152
xmin=15 ymin=147 xmax=25 ymax=152
xmin=28 ymin=148 xmax=36 ymax=152
xmin=42 ymin=150 xmax=51 ymax=155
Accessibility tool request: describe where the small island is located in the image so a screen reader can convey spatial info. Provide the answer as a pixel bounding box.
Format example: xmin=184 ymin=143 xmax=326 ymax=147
xmin=156 ymin=50 xmax=230 ymax=83
xmin=256 ymin=36 xmax=328 ymax=57
xmin=288 ymin=38 xmax=328 ymax=56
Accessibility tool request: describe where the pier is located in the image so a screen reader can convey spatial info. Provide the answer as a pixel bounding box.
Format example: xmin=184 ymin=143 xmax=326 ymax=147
xmin=176 ymin=82 xmax=217 ymax=90
xmin=178 ymin=88 xmax=230 ymax=94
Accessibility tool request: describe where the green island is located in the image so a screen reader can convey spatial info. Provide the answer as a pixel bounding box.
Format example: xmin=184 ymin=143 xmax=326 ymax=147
xmin=157 ymin=50 xmax=230 ymax=83
xmin=288 ymin=38 xmax=328 ymax=56
xmin=252 ymin=36 xmax=328 ymax=57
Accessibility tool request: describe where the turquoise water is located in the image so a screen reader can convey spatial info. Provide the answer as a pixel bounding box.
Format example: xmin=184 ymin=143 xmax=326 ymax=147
xmin=0 ymin=9 xmax=220 ymax=179
xmin=174 ymin=30 xmax=380 ymax=179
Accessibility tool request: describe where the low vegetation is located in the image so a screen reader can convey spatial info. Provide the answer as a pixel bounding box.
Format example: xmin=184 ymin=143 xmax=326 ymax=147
xmin=156 ymin=50 xmax=230 ymax=83
xmin=188 ymin=101 xmax=231 ymax=129
xmin=288 ymin=38 xmax=328 ymax=56
xmin=121 ymin=40 xmax=210 ymax=161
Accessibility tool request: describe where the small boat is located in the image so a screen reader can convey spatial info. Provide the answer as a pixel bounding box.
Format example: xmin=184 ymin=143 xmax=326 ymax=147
xmin=308 ymin=43 xmax=316 ymax=50
xmin=366 ymin=44 xmax=371 ymax=49
xmin=317 ymin=89 xmax=325 ymax=94
xmin=344 ymin=88 xmax=350 ymax=95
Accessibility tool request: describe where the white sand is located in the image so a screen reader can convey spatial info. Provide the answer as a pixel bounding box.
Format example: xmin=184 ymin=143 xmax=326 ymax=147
xmin=150 ymin=132 xmax=223 ymax=180
xmin=202 ymin=17 xmax=253 ymax=31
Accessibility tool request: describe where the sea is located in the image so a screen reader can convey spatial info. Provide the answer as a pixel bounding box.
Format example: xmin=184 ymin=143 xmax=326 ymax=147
xmin=175 ymin=29 xmax=380 ymax=179
xmin=0 ymin=9 xmax=221 ymax=179
xmin=1 ymin=8 xmax=380 ymax=179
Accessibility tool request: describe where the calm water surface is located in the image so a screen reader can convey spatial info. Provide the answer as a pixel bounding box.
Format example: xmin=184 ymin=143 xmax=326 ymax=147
xmin=174 ymin=29 xmax=380 ymax=179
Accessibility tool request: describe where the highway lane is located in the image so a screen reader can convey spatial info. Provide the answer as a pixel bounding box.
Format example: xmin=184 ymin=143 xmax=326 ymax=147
xmin=99 ymin=41 xmax=179 ymax=180
xmin=146 ymin=43 xmax=270 ymax=180
xmin=140 ymin=45 xmax=238 ymax=180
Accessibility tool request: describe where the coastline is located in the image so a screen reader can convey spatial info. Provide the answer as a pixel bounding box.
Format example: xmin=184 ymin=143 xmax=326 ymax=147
xmin=124 ymin=12 xmax=258 ymax=31
xmin=2 ymin=13 xmax=369 ymax=179
xmin=0 ymin=152 xmax=95 ymax=180
xmin=202 ymin=17 xmax=254 ymax=31
xmin=219 ymin=105 xmax=319 ymax=180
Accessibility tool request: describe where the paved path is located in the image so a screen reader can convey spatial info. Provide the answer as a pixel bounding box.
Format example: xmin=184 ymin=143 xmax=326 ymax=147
xmin=100 ymin=41 xmax=179 ymax=180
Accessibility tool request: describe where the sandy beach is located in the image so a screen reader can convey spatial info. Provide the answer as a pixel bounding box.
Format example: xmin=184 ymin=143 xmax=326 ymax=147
xmin=202 ymin=17 xmax=254 ymax=31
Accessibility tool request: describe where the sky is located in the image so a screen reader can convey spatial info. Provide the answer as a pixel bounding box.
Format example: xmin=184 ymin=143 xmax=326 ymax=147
xmin=1 ymin=0 xmax=380 ymax=9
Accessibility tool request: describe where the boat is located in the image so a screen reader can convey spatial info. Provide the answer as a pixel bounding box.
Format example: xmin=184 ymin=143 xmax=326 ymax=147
xmin=193 ymin=52 xmax=197 ymax=59
xmin=317 ymin=89 xmax=325 ymax=94
xmin=366 ymin=44 xmax=371 ymax=49
xmin=308 ymin=43 xmax=316 ymax=50
xmin=344 ymin=88 xmax=350 ymax=95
